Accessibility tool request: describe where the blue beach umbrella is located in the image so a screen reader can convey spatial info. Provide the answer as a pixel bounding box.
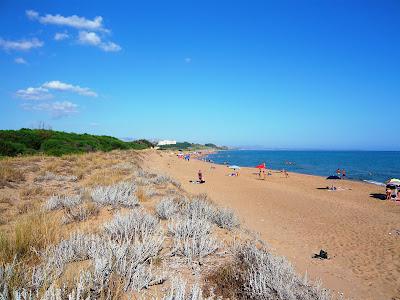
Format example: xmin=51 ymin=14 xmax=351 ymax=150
xmin=229 ymin=165 xmax=241 ymax=170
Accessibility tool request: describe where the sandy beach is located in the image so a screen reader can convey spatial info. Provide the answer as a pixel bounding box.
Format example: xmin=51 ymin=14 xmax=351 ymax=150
xmin=144 ymin=150 xmax=400 ymax=300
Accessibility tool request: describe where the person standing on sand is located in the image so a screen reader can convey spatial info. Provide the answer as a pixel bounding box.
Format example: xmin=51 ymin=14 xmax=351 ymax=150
xmin=336 ymin=168 xmax=341 ymax=177
xmin=386 ymin=188 xmax=392 ymax=200
xmin=342 ymin=169 xmax=346 ymax=178
xmin=198 ymin=170 xmax=203 ymax=182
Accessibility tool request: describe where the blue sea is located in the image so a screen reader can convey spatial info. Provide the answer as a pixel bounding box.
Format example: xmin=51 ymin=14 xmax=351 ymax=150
xmin=205 ymin=150 xmax=400 ymax=185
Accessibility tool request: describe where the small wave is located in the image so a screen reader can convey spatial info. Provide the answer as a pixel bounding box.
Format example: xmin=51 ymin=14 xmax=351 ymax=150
xmin=363 ymin=180 xmax=385 ymax=186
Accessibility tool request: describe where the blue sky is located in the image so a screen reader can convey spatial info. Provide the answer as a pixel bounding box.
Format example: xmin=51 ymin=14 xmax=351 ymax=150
xmin=1 ymin=1 xmax=399 ymax=150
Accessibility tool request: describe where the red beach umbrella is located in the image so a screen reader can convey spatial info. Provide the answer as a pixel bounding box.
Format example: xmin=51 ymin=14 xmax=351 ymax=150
xmin=255 ymin=164 xmax=266 ymax=169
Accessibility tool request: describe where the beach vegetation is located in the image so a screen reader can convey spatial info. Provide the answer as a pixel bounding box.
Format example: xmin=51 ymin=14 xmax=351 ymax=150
xmin=0 ymin=150 xmax=330 ymax=300
xmin=156 ymin=197 xmax=179 ymax=219
xmin=0 ymin=128 xmax=153 ymax=157
xmin=0 ymin=162 xmax=25 ymax=187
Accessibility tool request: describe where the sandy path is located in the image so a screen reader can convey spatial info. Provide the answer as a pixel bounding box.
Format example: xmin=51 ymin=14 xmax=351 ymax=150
xmin=144 ymin=150 xmax=400 ymax=300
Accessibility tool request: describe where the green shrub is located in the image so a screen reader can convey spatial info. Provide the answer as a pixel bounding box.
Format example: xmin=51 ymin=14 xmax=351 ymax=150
xmin=0 ymin=129 xmax=152 ymax=157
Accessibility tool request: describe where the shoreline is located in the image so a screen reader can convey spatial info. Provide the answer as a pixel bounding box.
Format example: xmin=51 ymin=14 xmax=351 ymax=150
xmin=201 ymin=150 xmax=393 ymax=186
xmin=145 ymin=149 xmax=400 ymax=300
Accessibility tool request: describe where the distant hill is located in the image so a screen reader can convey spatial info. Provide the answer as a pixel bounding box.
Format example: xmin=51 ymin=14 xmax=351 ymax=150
xmin=158 ymin=141 xmax=227 ymax=151
xmin=0 ymin=129 xmax=154 ymax=157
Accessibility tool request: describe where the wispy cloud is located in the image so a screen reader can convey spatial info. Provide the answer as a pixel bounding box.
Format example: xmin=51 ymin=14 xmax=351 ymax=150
xmin=54 ymin=32 xmax=70 ymax=41
xmin=78 ymin=31 xmax=121 ymax=52
xmin=0 ymin=38 xmax=43 ymax=51
xmin=100 ymin=41 xmax=121 ymax=52
xmin=42 ymin=80 xmax=98 ymax=97
xmin=22 ymin=101 xmax=78 ymax=118
xmin=26 ymin=9 xmax=121 ymax=52
xmin=16 ymin=81 xmax=97 ymax=100
xmin=78 ymin=31 xmax=101 ymax=45
xmin=16 ymin=87 xmax=52 ymax=100
xmin=15 ymin=57 xmax=28 ymax=64
xmin=26 ymin=10 xmax=106 ymax=32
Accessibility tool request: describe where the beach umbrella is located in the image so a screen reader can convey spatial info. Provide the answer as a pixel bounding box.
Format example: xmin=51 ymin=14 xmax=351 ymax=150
xmin=255 ymin=164 xmax=266 ymax=169
xmin=387 ymin=178 xmax=400 ymax=185
xmin=326 ymin=175 xmax=341 ymax=180
xmin=229 ymin=165 xmax=241 ymax=169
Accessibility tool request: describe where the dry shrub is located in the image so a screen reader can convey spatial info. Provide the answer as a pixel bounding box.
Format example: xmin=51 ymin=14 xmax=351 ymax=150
xmin=0 ymin=163 xmax=25 ymax=187
xmin=73 ymin=167 xmax=87 ymax=180
xmin=63 ymin=201 xmax=100 ymax=224
xmin=25 ymin=164 xmax=41 ymax=173
xmin=44 ymin=159 xmax=65 ymax=173
xmin=211 ymin=244 xmax=330 ymax=300
xmin=17 ymin=202 xmax=35 ymax=214
xmin=0 ymin=196 xmax=13 ymax=205
xmin=19 ymin=186 xmax=44 ymax=199
xmin=136 ymin=187 xmax=149 ymax=202
xmin=0 ymin=212 xmax=61 ymax=263
xmin=82 ymin=169 xmax=129 ymax=187
xmin=0 ymin=215 xmax=7 ymax=225
xmin=203 ymin=262 xmax=244 ymax=299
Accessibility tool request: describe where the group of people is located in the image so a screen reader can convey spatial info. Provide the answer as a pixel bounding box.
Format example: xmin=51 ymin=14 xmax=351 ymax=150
xmin=386 ymin=187 xmax=400 ymax=200
xmin=257 ymin=163 xmax=273 ymax=179
xmin=336 ymin=168 xmax=346 ymax=178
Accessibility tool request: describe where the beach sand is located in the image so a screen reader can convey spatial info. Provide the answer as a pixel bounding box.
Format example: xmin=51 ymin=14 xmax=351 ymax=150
xmin=144 ymin=150 xmax=400 ymax=300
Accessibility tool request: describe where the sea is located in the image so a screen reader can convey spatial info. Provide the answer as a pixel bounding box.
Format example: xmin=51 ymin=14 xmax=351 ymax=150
xmin=205 ymin=150 xmax=400 ymax=185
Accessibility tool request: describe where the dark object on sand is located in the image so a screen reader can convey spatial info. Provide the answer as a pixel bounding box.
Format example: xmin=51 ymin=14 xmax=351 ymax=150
xmin=189 ymin=180 xmax=205 ymax=184
xmin=312 ymin=249 xmax=328 ymax=259
xmin=327 ymin=175 xmax=341 ymax=180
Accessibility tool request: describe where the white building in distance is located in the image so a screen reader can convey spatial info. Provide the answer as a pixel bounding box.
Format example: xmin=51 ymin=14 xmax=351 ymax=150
xmin=157 ymin=140 xmax=177 ymax=146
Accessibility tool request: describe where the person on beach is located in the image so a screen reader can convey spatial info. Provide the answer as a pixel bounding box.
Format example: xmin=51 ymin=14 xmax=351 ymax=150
xmin=336 ymin=168 xmax=341 ymax=177
xmin=258 ymin=168 xmax=262 ymax=178
xmin=198 ymin=170 xmax=203 ymax=182
xmin=386 ymin=188 xmax=392 ymax=200
xmin=342 ymin=169 xmax=346 ymax=178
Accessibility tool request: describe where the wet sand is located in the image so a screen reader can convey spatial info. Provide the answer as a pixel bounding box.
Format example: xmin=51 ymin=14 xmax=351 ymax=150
xmin=144 ymin=150 xmax=400 ymax=300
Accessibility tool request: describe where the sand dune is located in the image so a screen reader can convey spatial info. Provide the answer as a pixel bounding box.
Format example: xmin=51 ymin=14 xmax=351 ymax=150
xmin=145 ymin=150 xmax=400 ymax=300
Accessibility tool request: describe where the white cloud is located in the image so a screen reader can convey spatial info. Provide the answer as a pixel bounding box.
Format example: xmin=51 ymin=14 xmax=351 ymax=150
xmin=100 ymin=41 xmax=121 ymax=52
xmin=78 ymin=31 xmax=121 ymax=52
xmin=26 ymin=10 xmax=39 ymax=19
xmin=26 ymin=10 xmax=120 ymax=52
xmin=54 ymin=32 xmax=70 ymax=41
xmin=16 ymin=87 xmax=52 ymax=100
xmin=78 ymin=31 xmax=101 ymax=45
xmin=15 ymin=57 xmax=27 ymax=64
xmin=0 ymin=38 xmax=43 ymax=51
xmin=42 ymin=80 xmax=98 ymax=97
xmin=16 ymin=81 xmax=97 ymax=100
xmin=26 ymin=10 xmax=106 ymax=32
xmin=22 ymin=101 xmax=78 ymax=118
